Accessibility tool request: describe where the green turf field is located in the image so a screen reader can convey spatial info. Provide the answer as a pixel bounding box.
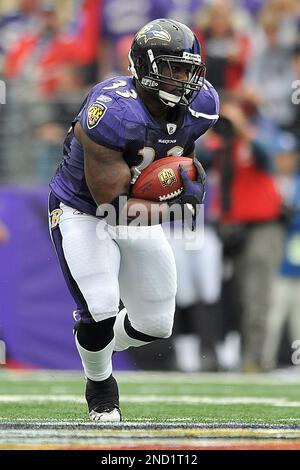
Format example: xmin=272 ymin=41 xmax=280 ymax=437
xmin=0 ymin=370 xmax=300 ymax=449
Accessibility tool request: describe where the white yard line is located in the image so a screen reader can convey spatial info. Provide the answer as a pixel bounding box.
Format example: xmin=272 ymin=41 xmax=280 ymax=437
xmin=0 ymin=369 xmax=300 ymax=384
xmin=0 ymin=419 xmax=299 ymax=430
xmin=0 ymin=394 xmax=300 ymax=407
xmin=1 ymin=418 xmax=295 ymax=423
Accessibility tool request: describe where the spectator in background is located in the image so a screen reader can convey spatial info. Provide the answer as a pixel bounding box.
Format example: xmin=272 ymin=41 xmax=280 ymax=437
xmin=31 ymin=63 xmax=88 ymax=183
xmin=102 ymin=34 xmax=134 ymax=79
xmin=99 ymin=0 xmax=205 ymax=79
xmin=261 ymin=0 xmax=300 ymax=49
xmin=197 ymin=0 xmax=251 ymax=95
xmin=4 ymin=0 xmax=99 ymax=99
xmin=208 ymin=101 xmax=283 ymax=372
xmin=2 ymin=1 xmax=98 ymax=184
xmin=0 ymin=0 xmax=39 ymax=70
xmin=100 ymin=0 xmax=165 ymax=79
xmin=160 ymin=0 xmax=204 ymax=27
xmin=243 ymin=11 xmax=295 ymax=130
xmin=240 ymin=0 xmax=266 ymax=18
xmin=262 ymin=134 xmax=300 ymax=370
xmin=32 ymin=121 xmax=66 ymax=183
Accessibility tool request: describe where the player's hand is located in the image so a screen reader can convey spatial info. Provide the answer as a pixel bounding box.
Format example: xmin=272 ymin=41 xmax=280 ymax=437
xmin=170 ymin=158 xmax=206 ymax=230
xmin=179 ymin=157 xmax=206 ymax=205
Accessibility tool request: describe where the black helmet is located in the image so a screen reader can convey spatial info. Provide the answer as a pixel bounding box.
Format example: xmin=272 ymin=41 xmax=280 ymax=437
xmin=129 ymin=18 xmax=206 ymax=107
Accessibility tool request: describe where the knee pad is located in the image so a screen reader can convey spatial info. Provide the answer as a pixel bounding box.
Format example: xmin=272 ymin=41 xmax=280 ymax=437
xmin=75 ymin=317 xmax=115 ymax=351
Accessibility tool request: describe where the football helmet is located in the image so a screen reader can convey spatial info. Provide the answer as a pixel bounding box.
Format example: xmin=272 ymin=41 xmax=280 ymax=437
xmin=129 ymin=18 xmax=206 ymax=107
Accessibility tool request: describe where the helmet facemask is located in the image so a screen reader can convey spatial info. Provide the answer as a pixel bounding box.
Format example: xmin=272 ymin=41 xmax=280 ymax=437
xmin=129 ymin=48 xmax=206 ymax=107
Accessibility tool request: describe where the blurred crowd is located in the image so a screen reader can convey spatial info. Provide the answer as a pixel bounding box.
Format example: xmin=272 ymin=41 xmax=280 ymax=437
xmin=1 ymin=0 xmax=300 ymax=372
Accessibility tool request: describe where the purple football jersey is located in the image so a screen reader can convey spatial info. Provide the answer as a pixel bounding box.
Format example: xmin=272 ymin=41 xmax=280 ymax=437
xmin=50 ymin=75 xmax=219 ymax=215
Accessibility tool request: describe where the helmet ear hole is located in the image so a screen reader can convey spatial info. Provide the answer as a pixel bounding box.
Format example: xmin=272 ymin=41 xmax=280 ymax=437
xmin=135 ymin=56 xmax=146 ymax=78
xmin=135 ymin=57 xmax=142 ymax=67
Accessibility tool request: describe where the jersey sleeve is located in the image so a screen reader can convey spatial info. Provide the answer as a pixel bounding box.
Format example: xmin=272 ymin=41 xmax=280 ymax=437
xmin=200 ymin=80 xmax=220 ymax=128
xmin=77 ymin=88 xmax=127 ymax=152
xmin=186 ymin=79 xmax=220 ymax=146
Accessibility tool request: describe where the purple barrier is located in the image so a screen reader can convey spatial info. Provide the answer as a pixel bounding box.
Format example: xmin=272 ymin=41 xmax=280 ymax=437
xmin=0 ymin=187 xmax=133 ymax=370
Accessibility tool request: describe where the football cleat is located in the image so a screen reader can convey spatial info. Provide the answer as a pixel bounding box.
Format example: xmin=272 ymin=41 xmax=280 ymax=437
xmin=89 ymin=407 xmax=121 ymax=422
xmin=85 ymin=375 xmax=121 ymax=422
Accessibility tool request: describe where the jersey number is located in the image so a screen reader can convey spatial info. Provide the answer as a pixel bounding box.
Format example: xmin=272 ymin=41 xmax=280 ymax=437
xmin=131 ymin=146 xmax=184 ymax=180
xmin=103 ymin=82 xmax=184 ymax=177
xmin=103 ymin=80 xmax=137 ymax=99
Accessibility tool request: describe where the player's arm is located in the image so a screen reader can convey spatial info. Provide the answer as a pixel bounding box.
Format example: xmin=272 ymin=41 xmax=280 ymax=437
xmin=75 ymin=122 xmax=170 ymax=224
xmin=185 ymin=143 xmax=195 ymax=158
xmin=75 ymin=122 xmax=131 ymax=204
xmin=186 ymin=149 xmax=195 ymax=158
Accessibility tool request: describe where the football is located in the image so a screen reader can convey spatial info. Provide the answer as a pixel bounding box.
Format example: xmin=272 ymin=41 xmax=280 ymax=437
xmin=131 ymin=156 xmax=197 ymax=202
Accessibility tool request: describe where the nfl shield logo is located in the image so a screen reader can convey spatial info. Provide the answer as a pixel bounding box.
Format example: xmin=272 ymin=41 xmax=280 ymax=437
xmin=158 ymin=168 xmax=177 ymax=187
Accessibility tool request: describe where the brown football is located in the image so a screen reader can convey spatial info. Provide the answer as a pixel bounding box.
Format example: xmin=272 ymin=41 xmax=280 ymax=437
xmin=131 ymin=156 xmax=197 ymax=202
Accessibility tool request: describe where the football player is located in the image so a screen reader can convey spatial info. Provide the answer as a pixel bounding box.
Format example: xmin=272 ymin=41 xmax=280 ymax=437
xmin=49 ymin=18 xmax=219 ymax=422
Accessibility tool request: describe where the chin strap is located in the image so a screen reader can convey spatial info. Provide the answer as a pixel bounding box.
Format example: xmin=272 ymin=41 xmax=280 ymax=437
xmin=158 ymin=90 xmax=181 ymax=107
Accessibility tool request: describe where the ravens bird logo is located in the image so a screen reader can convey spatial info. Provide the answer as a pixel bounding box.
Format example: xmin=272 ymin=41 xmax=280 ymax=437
xmin=136 ymin=24 xmax=171 ymax=44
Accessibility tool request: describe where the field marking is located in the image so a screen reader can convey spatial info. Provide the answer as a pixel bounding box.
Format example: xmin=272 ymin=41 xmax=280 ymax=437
xmin=1 ymin=370 xmax=300 ymax=384
xmin=0 ymin=423 xmax=300 ymax=450
xmin=1 ymin=421 xmax=300 ymax=450
xmin=1 ymin=441 xmax=300 ymax=450
xmin=1 ymin=421 xmax=300 ymax=429
xmin=0 ymin=418 xmax=299 ymax=428
xmin=1 ymin=394 xmax=300 ymax=408
xmin=1 ymin=423 xmax=300 ymax=436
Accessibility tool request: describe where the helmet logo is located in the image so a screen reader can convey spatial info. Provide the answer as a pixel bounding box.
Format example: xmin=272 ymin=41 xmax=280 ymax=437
xmin=136 ymin=24 xmax=171 ymax=44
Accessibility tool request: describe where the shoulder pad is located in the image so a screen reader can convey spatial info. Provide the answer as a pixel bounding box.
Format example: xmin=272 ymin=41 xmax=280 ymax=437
xmin=77 ymin=78 xmax=139 ymax=151
xmin=189 ymin=80 xmax=219 ymax=122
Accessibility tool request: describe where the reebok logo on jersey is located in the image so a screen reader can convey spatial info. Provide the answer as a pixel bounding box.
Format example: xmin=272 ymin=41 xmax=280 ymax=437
xmin=96 ymin=94 xmax=112 ymax=103
xmin=167 ymin=123 xmax=177 ymax=135
xmin=87 ymin=103 xmax=107 ymax=129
